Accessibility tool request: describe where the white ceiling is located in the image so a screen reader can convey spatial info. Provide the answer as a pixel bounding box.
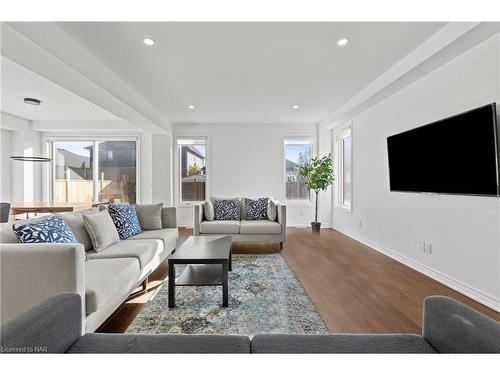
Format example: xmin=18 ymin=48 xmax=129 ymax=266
xmin=1 ymin=57 xmax=119 ymax=121
xmin=56 ymin=22 xmax=446 ymax=124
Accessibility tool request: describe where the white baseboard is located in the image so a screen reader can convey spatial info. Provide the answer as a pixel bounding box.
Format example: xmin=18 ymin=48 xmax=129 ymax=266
xmin=332 ymin=224 xmax=500 ymax=313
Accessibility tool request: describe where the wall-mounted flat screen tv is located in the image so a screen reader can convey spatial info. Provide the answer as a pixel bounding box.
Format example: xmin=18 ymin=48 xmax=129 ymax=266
xmin=387 ymin=103 xmax=499 ymax=196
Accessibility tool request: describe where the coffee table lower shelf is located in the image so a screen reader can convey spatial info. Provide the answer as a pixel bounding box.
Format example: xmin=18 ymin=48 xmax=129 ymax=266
xmin=168 ymin=262 xmax=229 ymax=308
xmin=175 ymin=264 xmax=224 ymax=286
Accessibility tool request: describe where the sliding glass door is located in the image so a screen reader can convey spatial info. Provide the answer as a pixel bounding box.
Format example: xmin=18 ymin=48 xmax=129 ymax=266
xmin=50 ymin=139 xmax=138 ymax=204
xmin=53 ymin=141 xmax=94 ymax=203
xmin=96 ymin=141 xmax=137 ymax=204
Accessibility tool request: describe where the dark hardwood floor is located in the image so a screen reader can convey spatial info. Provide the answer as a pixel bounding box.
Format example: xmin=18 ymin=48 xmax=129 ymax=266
xmin=97 ymin=227 xmax=500 ymax=334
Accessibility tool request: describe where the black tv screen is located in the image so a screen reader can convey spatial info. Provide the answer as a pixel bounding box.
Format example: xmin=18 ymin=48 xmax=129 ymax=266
xmin=387 ymin=103 xmax=499 ymax=196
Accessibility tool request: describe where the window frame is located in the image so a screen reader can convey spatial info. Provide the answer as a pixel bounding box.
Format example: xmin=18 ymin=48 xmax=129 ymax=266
xmin=45 ymin=135 xmax=140 ymax=204
xmin=283 ymin=135 xmax=316 ymax=204
xmin=334 ymin=123 xmax=353 ymax=212
xmin=174 ymin=135 xmax=210 ymax=207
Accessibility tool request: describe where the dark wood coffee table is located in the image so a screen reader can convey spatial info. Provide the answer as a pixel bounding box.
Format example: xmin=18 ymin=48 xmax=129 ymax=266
xmin=168 ymin=235 xmax=232 ymax=308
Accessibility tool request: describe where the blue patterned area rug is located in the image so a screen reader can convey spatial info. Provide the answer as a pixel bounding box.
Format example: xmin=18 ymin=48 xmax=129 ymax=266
xmin=126 ymin=254 xmax=330 ymax=335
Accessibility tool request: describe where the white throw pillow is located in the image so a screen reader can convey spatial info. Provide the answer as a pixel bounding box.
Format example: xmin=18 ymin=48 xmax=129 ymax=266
xmin=267 ymin=199 xmax=278 ymax=222
xmin=82 ymin=210 xmax=120 ymax=252
xmin=204 ymin=200 xmax=214 ymax=221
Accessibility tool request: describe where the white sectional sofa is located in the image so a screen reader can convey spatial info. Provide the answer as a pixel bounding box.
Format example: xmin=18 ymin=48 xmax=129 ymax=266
xmin=0 ymin=206 xmax=177 ymax=333
xmin=193 ymin=200 xmax=286 ymax=249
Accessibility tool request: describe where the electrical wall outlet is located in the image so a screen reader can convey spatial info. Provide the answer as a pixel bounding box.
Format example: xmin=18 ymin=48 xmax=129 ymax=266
xmin=425 ymin=243 xmax=433 ymax=254
xmin=420 ymin=241 xmax=433 ymax=254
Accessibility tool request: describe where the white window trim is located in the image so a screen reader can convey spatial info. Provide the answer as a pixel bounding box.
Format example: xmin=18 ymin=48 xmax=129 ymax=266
xmin=282 ymin=134 xmax=316 ymax=205
xmin=174 ymin=134 xmax=210 ymax=207
xmin=334 ymin=123 xmax=353 ymax=212
xmin=44 ymin=134 xmax=141 ymax=204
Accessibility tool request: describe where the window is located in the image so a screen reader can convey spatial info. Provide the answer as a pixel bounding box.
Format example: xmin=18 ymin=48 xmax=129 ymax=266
xmin=334 ymin=125 xmax=352 ymax=210
xmin=284 ymin=137 xmax=313 ymax=202
xmin=50 ymin=139 xmax=138 ymax=204
xmin=177 ymin=138 xmax=207 ymax=203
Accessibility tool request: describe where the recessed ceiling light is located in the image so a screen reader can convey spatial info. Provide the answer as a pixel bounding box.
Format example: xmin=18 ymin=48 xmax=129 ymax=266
xmin=143 ymin=38 xmax=155 ymax=46
xmin=23 ymin=97 xmax=42 ymax=106
xmin=188 ymin=105 xmax=195 ymax=110
xmin=292 ymin=105 xmax=300 ymax=110
xmin=337 ymin=38 xmax=349 ymax=46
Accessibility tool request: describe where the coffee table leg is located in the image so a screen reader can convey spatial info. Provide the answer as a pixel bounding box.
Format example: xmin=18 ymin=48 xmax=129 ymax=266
xmin=222 ymin=262 xmax=228 ymax=307
xmin=229 ymin=243 xmax=233 ymax=272
xmin=168 ymin=261 xmax=175 ymax=308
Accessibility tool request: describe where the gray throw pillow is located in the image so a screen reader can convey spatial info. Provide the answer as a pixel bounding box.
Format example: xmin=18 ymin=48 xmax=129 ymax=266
xmin=82 ymin=210 xmax=120 ymax=252
xmin=204 ymin=200 xmax=214 ymax=221
xmin=267 ymin=199 xmax=277 ymax=222
xmin=135 ymin=203 xmax=163 ymax=230
xmin=56 ymin=208 xmax=99 ymax=251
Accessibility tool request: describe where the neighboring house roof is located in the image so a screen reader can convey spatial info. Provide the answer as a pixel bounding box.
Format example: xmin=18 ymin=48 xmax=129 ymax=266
xmin=286 ymin=159 xmax=299 ymax=171
xmin=85 ymin=141 xmax=136 ymax=151
xmin=55 ymin=148 xmax=90 ymax=168
xmin=184 ymin=145 xmax=205 ymax=160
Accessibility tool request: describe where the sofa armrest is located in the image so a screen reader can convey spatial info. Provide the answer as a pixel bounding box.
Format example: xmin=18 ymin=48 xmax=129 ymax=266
xmin=422 ymin=295 xmax=500 ymax=353
xmin=161 ymin=206 xmax=177 ymax=228
xmin=193 ymin=204 xmax=204 ymax=235
xmin=277 ymin=202 xmax=287 ymax=239
xmin=0 ymin=243 xmax=86 ymax=327
xmin=0 ymin=293 xmax=82 ymax=353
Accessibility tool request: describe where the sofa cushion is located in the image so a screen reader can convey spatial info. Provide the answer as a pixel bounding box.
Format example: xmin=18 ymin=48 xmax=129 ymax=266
xmin=86 ymin=239 xmax=160 ymax=270
xmin=57 ymin=208 xmax=99 ymax=251
xmin=13 ymin=216 xmax=78 ymax=244
xmin=251 ymin=334 xmax=437 ymax=353
xmin=214 ymin=199 xmax=241 ymax=221
xmin=200 ymin=220 xmax=240 ymax=234
xmin=85 ymin=258 xmax=140 ymax=314
xmin=161 ymin=207 xmax=176 ymax=229
xmin=83 ymin=210 xmax=120 ymax=252
xmin=0 ymin=223 xmax=20 ymax=243
xmin=106 ymin=204 xmax=143 ymax=240
xmin=240 ymin=220 xmax=282 ymax=235
xmin=128 ymin=228 xmax=177 ymax=254
xmin=135 ymin=203 xmax=163 ymax=230
xmin=244 ymin=198 xmax=269 ymax=220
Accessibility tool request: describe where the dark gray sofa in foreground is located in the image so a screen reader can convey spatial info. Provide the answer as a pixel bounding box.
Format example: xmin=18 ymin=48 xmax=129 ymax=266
xmin=1 ymin=293 xmax=499 ymax=353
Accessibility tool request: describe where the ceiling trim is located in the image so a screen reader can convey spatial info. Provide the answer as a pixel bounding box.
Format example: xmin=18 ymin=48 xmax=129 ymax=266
xmin=318 ymin=22 xmax=500 ymax=131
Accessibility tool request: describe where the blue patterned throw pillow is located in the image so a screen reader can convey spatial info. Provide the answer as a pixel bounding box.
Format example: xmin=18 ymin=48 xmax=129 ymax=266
xmin=13 ymin=216 xmax=78 ymax=244
xmin=244 ymin=197 xmax=269 ymax=220
xmin=107 ymin=203 xmax=142 ymax=239
xmin=214 ymin=199 xmax=241 ymax=221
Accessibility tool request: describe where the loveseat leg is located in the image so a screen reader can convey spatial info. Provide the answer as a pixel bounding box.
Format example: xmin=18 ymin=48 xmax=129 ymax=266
xmin=279 ymin=242 xmax=284 ymax=251
xmin=142 ymin=277 xmax=148 ymax=291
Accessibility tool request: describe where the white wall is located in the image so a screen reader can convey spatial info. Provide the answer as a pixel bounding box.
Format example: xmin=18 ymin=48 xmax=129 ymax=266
xmin=0 ymin=112 xmax=43 ymax=203
xmin=173 ymin=123 xmax=318 ymax=227
xmin=0 ymin=128 xmax=12 ymax=201
xmin=152 ymin=133 xmax=173 ymax=206
xmin=330 ymin=34 xmax=500 ymax=310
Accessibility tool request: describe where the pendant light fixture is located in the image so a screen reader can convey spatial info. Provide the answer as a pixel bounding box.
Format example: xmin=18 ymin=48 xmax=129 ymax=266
xmin=10 ymin=97 xmax=53 ymax=163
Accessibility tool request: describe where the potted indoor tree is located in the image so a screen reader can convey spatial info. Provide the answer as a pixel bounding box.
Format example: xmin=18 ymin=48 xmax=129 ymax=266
xmin=298 ymin=154 xmax=334 ymax=232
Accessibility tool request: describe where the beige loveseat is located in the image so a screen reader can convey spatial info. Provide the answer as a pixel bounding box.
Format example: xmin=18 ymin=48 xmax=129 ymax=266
xmin=0 ymin=206 xmax=177 ymax=333
xmin=193 ymin=200 xmax=286 ymax=249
